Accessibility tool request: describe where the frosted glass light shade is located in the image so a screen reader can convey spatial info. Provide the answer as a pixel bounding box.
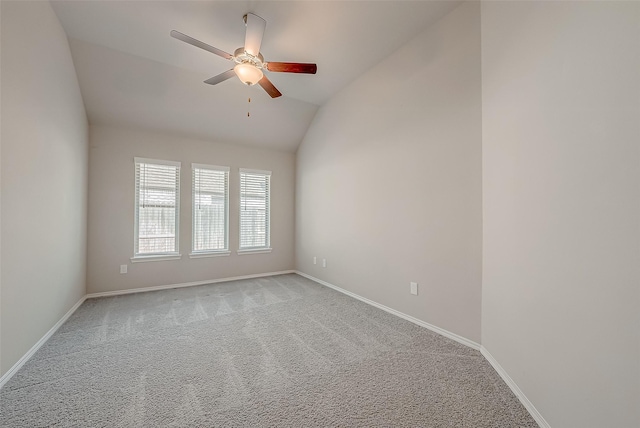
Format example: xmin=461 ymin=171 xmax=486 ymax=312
xmin=234 ymin=63 xmax=263 ymax=86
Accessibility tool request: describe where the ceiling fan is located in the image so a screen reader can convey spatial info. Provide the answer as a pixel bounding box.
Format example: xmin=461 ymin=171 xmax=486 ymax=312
xmin=171 ymin=13 xmax=317 ymax=98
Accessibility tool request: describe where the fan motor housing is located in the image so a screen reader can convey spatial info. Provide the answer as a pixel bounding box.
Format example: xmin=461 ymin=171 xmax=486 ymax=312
xmin=233 ymin=48 xmax=264 ymax=68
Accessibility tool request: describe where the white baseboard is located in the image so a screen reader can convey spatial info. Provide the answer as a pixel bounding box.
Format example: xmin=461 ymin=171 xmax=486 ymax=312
xmin=481 ymin=346 xmax=549 ymax=428
xmin=295 ymin=271 xmax=481 ymax=351
xmin=86 ymin=270 xmax=296 ymax=299
xmin=0 ymin=296 xmax=86 ymax=389
xmin=295 ymin=271 xmax=549 ymax=426
xmin=1 ymin=270 xmax=296 ymax=389
xmin=1 ymin=270 xmax=546 ymax=428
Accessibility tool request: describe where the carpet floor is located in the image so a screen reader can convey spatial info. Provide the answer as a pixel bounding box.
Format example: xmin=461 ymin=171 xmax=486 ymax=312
xmin=0 ymin=274 xmax=538 ymax=427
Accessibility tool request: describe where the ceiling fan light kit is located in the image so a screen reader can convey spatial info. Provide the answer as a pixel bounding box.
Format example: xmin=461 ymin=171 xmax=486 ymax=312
xmin=171 ymin=12 xmax=317 ymax=98
xmin=232 ymin=47 xmax=264 ymax=86
xmin=234 ymin=63 xmax=263 ymax=86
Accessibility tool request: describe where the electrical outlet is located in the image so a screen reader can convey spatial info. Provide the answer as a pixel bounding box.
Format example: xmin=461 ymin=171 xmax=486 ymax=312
xmin=120 ymin=265 xmax=128 ymax=274
xmin=410 ymin=282 xmax=418 ymax=295
xmin=313 ymin=256 xmax=317 ymax=265
xmin=322 ymin=258 xmax=327 ymax=268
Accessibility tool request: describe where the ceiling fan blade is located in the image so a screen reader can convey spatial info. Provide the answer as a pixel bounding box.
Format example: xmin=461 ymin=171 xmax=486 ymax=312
xmin=204 ymin=69 xmax=236 ymax=85
xmin=258 ymin=75 xmax=282 ymax=98
xmin=265 ymin=62 xmax=317 ymax=74
xmin=170 ymin=30 xmax=233 ymax=60
xmin=243 ymin=13 xmax=266 ymax=57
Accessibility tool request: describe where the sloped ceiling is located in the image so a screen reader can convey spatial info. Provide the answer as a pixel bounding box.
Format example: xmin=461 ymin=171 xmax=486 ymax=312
xmin=51 ymin=0 xmax=461 ymax=152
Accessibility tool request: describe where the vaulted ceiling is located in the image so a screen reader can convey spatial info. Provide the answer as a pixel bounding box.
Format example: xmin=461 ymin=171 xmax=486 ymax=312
xmin=51 ymin=1 xmax=461 ymax=152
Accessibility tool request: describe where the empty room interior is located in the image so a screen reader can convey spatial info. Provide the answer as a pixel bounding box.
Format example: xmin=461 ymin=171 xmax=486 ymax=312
xmin=1 ymin=0 xmax=638 ymax=427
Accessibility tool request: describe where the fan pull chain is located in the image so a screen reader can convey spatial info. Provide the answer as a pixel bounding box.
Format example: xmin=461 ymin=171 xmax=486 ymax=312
xmin=247 ymin=96 xmax=251 ymax=117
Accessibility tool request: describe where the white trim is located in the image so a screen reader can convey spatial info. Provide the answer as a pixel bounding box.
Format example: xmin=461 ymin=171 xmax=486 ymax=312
xmin=0 ymin=271 xmax=296 ymax=389
xmin=134 ymin=159 xmax=181 ymax=256
xmin=481 ymin=346 xmax=550 ymax=428
xmin=0 ymin=271 xmax=545 ymax=428
xmin=294 ymin=273 xmax=547 ymax=425
xmin=0 ymin=296 xmax=86 ymax=390
xmin=189 ymin=251 xmax=231 ymax=258
xmin=86 ymin=270 xmax=295 ymax=299
xmin=192 ymin=164 xmax=230 ymax=254
xmin=295 ymin=271 xmax=481 ymax=351
xmin=191 ymin=163 xmax=229 ymax=172
xmin=239 ymin=167 xmax=272 ymax=176
xmin=134 ymin=157 xmax=181 ymax=167
xmin=130 ymin=254 xmax=182 ymax=263
xmin=238 ymin=169 xmax=271 ymax=250
xmin=237 ymin=248 xmax=272 ymax=255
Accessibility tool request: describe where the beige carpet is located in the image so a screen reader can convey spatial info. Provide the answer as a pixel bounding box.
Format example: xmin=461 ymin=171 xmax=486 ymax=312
xmin=0 ymin=274 xmax=538 ymax=427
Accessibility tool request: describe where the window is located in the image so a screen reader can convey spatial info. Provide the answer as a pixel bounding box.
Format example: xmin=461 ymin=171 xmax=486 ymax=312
xmin=239 ymin=168 xmax=271 ymax=252
xmin=191 ymin=164 xmax=229 ymax=256
xmin=133 ymin=158 xmax=181 ymax=259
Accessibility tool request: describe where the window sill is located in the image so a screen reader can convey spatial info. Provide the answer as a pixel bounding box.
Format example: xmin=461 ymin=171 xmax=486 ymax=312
xmin=237 ymin=248 xmax=272 ymax=255
xmin=130 ymin=254 xmax=182 ymax=263
xmin=189 ymin=251 xmax=231 ymax=259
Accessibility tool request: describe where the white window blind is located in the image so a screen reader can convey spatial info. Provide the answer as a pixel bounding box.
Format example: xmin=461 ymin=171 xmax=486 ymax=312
xmin=134 ymin=158 xmax=181 ymax=256
xmin=239 ymin=169 xmax=271 ymax=250
xmin=192 ymin=164 xmax=229 ymax=253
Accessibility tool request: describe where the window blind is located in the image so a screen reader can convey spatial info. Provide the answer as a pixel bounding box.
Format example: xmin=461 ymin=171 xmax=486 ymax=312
xmin=134 ymin=158 xmax=180 ymax=256
xmin=239 ymin=169 xmax=271 ymax=249
xmin=192 ymin=164 xmax=229 ymax=253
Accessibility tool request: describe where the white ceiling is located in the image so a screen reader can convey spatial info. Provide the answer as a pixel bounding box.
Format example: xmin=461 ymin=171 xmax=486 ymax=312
xmin=51 ymin=1 xmax=461 ymax=152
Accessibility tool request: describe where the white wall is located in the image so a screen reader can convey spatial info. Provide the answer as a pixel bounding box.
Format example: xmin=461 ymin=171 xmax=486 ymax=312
xmin=87 ymin=125 xmax=295 ymax=294
xmin=0 ymin=1 xmax=88 ymax=375
xmin=296 ymin=2 xmax=482 ymax=343
xmin=481 ymin=2 xmax=640 ymax=427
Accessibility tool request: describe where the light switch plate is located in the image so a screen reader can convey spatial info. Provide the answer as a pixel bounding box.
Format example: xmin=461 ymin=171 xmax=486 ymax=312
xmin=410 ymin=282 xmax=418 ymax=295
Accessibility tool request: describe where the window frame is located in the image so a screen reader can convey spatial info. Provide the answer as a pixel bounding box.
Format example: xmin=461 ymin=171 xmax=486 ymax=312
xmin=131 ymin=157 xmax=182 ymax=262
xmin=190 ymin=163 xmax=231 ymax=258
xmin=238 ymin=168 xmax=272 ymax=254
